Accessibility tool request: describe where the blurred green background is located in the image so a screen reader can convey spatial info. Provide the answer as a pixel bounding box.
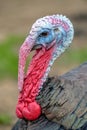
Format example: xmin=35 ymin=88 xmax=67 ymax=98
xmin=0 ymin=0 xmax=87 ymax=129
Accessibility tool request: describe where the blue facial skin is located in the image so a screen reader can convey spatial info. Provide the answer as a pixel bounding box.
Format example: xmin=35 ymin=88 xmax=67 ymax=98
xmin=35 ymin=27 xmax=66 ymax=48
xmin=36 ymin=28 xmax=55 ymax=46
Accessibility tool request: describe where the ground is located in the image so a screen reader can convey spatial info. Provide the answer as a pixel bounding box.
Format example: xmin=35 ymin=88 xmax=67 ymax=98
xmin=0 ymin=0 xmax=87 ymax=129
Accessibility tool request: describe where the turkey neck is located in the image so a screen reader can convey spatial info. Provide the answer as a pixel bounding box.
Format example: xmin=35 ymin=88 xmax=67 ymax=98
xmin=20 ymin=46 xmax=55 ymax=102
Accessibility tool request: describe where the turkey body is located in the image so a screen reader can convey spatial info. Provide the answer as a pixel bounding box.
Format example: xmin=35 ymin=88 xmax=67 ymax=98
xmin=12 ymin=62 xmax=87 ymax=130
xmin=36 ymin=62 xmax=87 ymax=130
xmin=12 ymin=114 xmax=66 ymax=130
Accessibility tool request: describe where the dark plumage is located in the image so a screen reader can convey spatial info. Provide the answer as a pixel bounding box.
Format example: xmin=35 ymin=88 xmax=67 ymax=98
xmin=12 ymin=62 xmax=87 ymax=130
xmin=37 ymin=62 xmax=87 ymax=129
xmin=12 ymin=115 xmax=65 ymax=130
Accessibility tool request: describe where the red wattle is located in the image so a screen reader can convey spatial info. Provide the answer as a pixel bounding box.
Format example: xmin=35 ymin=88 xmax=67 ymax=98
xmin=23 ymin=101 xmax=41 ymax=120
xmin=16 ymin=102 xmax=24 ymax=118
xmin=16 ymin=47 xmax=55 ymax=120
xmin=16 ymin=101 xmax=41 ymax=120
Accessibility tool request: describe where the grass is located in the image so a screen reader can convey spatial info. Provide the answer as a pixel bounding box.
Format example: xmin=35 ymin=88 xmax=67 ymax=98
xmin=0 ymin=35 xmax=25 ymax=79
xmin=0 ymin=35 xmax=87 ymax=79
xmin=0 ymin=114 xmax=12 ymax=125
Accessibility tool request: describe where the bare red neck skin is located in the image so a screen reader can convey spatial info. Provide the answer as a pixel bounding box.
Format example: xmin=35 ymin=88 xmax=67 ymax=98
xmin=16 ymin=46 xmax=54 ymax=120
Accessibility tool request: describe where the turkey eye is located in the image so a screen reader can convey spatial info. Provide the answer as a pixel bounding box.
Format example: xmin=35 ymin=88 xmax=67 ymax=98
xmin=40 ymin=32 xmax=49 ymax=37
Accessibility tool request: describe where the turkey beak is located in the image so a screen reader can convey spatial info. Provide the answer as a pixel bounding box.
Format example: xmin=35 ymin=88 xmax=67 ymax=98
xmin=18 ymin=36 xmax=35 ymax=91
xmin=31 ymin=44 xmax=43 ymax=51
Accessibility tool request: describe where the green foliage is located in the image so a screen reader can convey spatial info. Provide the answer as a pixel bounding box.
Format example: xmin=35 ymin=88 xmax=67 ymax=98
xmin=0 ymin=35 xmax=87 ymax=79
xmin=0 ymin=35 xmax=25 ymax=79
xmin=0 ymin=114 xmax=12 ymax=125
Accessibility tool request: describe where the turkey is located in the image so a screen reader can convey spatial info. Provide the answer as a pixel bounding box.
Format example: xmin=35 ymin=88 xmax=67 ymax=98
xmin=12 ymin=14 xmax=87 ymax=130
xmin=16 ymin=14 xmax=74 ymax=121
xmin=13 ymin=14 xmax=87 ymax=130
